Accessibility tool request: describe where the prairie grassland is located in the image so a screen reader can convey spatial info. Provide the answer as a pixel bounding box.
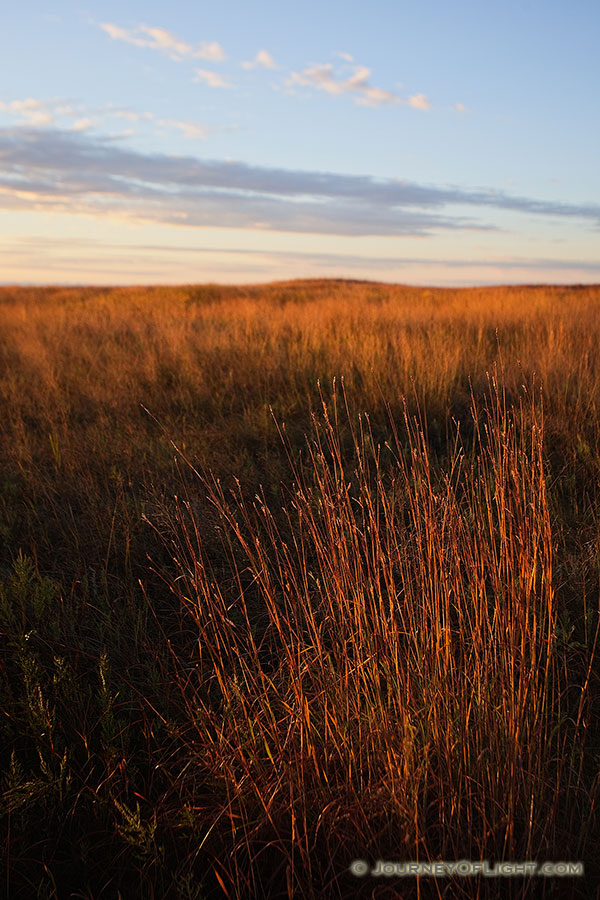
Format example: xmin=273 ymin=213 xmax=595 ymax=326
xmin=0 ymin=280 xmax=599 ymax=898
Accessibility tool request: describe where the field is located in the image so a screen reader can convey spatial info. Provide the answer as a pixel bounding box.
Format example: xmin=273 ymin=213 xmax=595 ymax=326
xmin=1 ymin=279 xmax=599 ymax=899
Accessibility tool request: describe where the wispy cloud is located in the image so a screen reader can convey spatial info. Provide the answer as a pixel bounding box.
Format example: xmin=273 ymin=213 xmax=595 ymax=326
xmin=408 ymin=94 xmax=430 ymax=110
xmin=1 ymin=98 xmax=54 ymax=126
xmin=193 ymin=69 xmax=232 ymax=89
xmin=99 ymin=23 xmax=225 ymax=61
xmin=158 ymin=119 xmax=209 ymax=139
xmin=0 ymin=128 xmax=598 ymax=237
xmin=107 ymin=108 xmax=212 ymax=141
xmin=1 ymin=99 xmax=212 ymax=141
xmin=69 ymin=117 xmax=96 ymax=132
xmin=242 ymin=49 xmax=278 ymax=70
xmin=287 ymin=61 xmax=430 ymax=109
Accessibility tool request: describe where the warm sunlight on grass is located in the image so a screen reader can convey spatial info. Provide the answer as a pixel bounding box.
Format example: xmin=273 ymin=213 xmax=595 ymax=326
xmin=1 ymin=280 xmax=599 ymax=898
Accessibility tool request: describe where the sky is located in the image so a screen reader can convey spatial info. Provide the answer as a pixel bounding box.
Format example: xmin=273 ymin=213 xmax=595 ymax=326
xmin=1 ymin=0 xmax=599 ymax=286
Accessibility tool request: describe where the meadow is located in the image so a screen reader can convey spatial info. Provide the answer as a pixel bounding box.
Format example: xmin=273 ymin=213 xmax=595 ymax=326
xmin=1 ymin=279 xmax=599 ymax=898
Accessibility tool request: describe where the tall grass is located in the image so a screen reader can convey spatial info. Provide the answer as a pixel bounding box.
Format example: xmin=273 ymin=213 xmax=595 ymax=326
xmin=159 ymin=373 xmax=597 ymax=898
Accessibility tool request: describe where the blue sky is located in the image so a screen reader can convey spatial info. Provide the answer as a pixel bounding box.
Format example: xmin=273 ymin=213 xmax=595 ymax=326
xmin=1 ymin=0 xmax=599 ymax=285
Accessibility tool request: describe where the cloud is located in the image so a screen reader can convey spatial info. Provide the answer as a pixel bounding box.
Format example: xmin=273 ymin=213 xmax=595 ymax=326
xmin=69 ymin=118 xmax=96 ymax=132
xmin=287 ymin=61 xmax=430 ymax=109
xmin=408 ymin=93 xmax=431 ymax=110
xmin=11 ymin=99 xmax=44 ymax=112
xmin=3 ymin=98 xmax=54 ymax=126
xmin=1 ymin=99 xmax=213 ymax=141
xmin=158 ymin=119 xmax=209 ymax=139
xmin=242 ymin=49 xmax=278 ymax=70
xmin=289 ymin=63 xmax=371 ymax=97
xmin=193 ymin=69 xmax=231 ymax=88
xmin=99 ymin=23 xmax=225 ymax=61
xmin=0 ymin=128 xmax=598 ymax=238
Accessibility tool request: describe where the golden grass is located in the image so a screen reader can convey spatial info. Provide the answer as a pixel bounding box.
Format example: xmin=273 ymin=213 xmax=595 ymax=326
xmin=1 ymin=280 xmax=599 ymax=898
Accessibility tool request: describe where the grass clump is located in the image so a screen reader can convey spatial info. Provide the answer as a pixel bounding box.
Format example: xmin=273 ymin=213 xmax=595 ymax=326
xmin=158 ymin=375 xmax=597 ymax=898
